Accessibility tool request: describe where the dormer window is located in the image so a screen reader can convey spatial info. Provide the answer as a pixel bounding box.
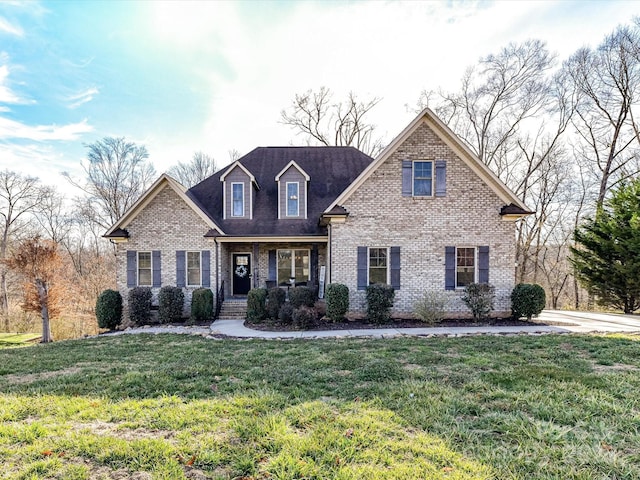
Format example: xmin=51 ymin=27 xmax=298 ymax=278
xmin=232 ymin=183 xmax=244 ymax=217
xmin=276 ymin=160 xmax=310 ymax=219
xmin=286 ymin=182 xmax=299 ymax=216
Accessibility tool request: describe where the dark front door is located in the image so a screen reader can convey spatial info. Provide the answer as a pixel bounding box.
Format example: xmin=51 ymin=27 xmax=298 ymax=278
xmin=232 ymin=253 xmax=251 ymax=295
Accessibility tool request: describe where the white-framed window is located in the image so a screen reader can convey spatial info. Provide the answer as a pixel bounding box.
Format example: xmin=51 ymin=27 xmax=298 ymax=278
xmin=277 ymin=249 xmax=310 ymax=284
xmin=232 ymin=182 xmax=244 ymax=217
xmin=286 ymin=182 xmax=299 ymax=217
xmin=138 ymin=251 xmax=152 ymax=286
xmin=187 ymin=251 xmax=201 ymax=287
xmin=413 ymin=161 xmax=433 ymax=196
xmin=368 ymin=247 xmax=389 ymax=285
xmin=456 ymin=247 xmax=476 ymax=287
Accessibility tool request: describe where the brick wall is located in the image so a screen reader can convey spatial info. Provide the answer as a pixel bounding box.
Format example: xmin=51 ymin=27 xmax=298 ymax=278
xmin=330 ymin=121 xmax=517 ymax=317
xmin=116 ymin=185 xmax=216 ymax=324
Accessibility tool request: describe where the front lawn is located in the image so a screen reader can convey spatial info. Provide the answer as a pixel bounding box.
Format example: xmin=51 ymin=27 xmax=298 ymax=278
xmin=0 ymin=333 xmax=41 ymax=347
xmin=0 ymin=333 xmax=639 ymax=479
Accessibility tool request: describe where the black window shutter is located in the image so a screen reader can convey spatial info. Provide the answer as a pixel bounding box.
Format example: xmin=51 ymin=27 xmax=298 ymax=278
xmin=176 ymin=250 xmax=186 ymax=287
xmin=445 ymin=246 xmax=456 ymax=290
xmin=478 ymin=246 xmax=490 ymax=283
xmin=435 ymin=160 xmax=446 ymax=197
xmin=268 ymin=250 xmax=276 ymax=281
xmin=402 ymin=160 xmax=412 ymax=197
xmin=126 ymin=251 xmax=137 ymax=287
xmin=357 ymin=246 xmax=368 ymax=290
xmin=201 ymin=250 xmax=211 ymax=287
xmin=152 ymin=250 xmax=161 ymax=287
xmin=390 ymin=246 xmax=401 ymax=290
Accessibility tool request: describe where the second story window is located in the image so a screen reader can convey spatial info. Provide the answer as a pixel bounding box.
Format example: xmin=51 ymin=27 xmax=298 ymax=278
xmin=232 ymin=183 xmax=244 ymax=217
xmin=286 ymin=182 xmax=299 ymax=216
xmin=413 ymin=161 xmax=433 ymax=196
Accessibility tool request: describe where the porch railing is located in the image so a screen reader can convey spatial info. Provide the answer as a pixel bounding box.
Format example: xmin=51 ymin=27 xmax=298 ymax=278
xmin=214 ymin=280 xmax=225 ymax=320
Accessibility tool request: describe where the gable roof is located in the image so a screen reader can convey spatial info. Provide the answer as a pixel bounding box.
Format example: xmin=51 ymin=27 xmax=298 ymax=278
xmin=275 ymin=160 xmax=310 ymax=181
xmin=325 ymin=108 xmax=531 ymax=214
xmin=104 ymin=173 xmax=224 ymax=238
xmin=220 ymin=160 xmax=259 ymax=189
xmin=188 ymin=147 xmax=374 ymax=237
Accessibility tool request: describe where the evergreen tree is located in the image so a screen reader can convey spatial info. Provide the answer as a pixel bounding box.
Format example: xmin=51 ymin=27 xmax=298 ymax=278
xmin=570 ymin=180 xmax=640 ymax=313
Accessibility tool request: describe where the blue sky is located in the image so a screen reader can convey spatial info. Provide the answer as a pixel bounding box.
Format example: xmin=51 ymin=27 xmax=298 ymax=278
xmin=0 ymin=0 xmax=638 ymax=196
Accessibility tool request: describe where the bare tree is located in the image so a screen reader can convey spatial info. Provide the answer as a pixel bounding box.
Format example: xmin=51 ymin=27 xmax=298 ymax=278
xmin=281 ymin=87 xmax=385 ymax=157
xmin=34 ymin=187 xmax=74 ymax=245
xmin=0 ymin=170 xmax=43 ymax=316
xmin=563 ymin=23 xmax=640 ymax=208
xmin=168 ymin=151 xmax=217 ymax=188
xmin=5 ymin=236 xmax=63 ymax=343
xmin=63 ymin=137 xmax=155 ymax=230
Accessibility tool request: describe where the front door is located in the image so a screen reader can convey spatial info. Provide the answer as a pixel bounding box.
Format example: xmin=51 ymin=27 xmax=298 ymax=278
xmin=232 ymin=253 xmax=251 ymax=295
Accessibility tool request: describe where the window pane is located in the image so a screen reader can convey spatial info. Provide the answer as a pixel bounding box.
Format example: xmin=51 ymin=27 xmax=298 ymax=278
xmin=294 ymin=249 xmax=309 ymax=283
xmin=414 ymin=161 xmax=433 ymax=196
xmin=287 ymin=183 xmax=299 ymax=216
xmin=187 ymin=252 xmax=200 ymax=286
xmin=138 ymin=269 xmax=151 ymax=286
xmin=232 ymin=184 xmax=244 ymax=216
xmin=369 ymin=248 xmax=388 ymax=284
xmin=456 ymin=248 xmax=475 ymax=287
xmin=138 ymin=252 xmax=151 ymax=269
xmin=278 ymin=250 xmax=292 ymax=284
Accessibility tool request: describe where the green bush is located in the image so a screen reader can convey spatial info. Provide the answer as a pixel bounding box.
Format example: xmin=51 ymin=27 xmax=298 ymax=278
xmin=158 ymin=286 xmax=184 ymax=324
xmin=293 ymin=305 xmax=316 ymax=329
xmin=247 ymin=288 xmax=268 ymax=322
xmin=326 ymin=283 xmax=349 ymax=322
xmin=511 ymin=283 xmax=546 ymax=320
xmin=278 ymin=303 xmax=294 ymax=324
xmin=95 ymin=289 xmax=122 ymax=330
xmin=191 ymin=288 xmax=213 ymax=323
xmin=289 ymin=286 xmax=315 ymax=308
xmin=267 ymin=287 xmax=286 ymax=320
xmin=461 ymin=283 xmax=495 ymax=321
xmin=128 ymin=287 xmax=152 ymax=325
xmin=413 ymin=290 xmax=449 ymax=324
xmin=366 ymin=284 xmax=395 ymax=324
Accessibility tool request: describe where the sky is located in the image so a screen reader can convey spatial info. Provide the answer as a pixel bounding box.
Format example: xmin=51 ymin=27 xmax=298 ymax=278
xmin=0 ymin=0 xmax=638 ymax=197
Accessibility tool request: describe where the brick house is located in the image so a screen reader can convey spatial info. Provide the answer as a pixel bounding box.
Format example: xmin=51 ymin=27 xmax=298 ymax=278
xmin=104 ymin=108 xmax=531 ymax=319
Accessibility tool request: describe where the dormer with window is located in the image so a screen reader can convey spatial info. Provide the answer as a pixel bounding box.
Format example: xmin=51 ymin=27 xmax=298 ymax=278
xmin=220 ymin=161 xmax=259 ymax=219
xmin=275 ymin=160 xmax=310 ymax=219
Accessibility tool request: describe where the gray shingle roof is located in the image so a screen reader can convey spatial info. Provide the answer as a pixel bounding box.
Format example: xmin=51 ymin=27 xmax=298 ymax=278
xmin=188 ymin=147 xmax=374 ymax=237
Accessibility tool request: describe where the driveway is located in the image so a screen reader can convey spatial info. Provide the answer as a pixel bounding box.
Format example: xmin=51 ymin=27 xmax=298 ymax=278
xmin=537 ymin=310 xmax=640 ymax=333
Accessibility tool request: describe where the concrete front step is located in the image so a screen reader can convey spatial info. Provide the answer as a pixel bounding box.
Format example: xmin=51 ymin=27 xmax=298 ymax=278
xmin=218 ymin=300 xmax=248 ymax=320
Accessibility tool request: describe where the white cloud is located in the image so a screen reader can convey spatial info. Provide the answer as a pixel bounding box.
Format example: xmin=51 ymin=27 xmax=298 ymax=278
xmin=66 ymin=86 xmax=99 ymax=109
xmin=0 ymin=16 xmax=23 ymax=37
xmin=0 ymin=117 xmax=93 ymax=141
xmin=0 ymin=64 xmax=21 ymax=104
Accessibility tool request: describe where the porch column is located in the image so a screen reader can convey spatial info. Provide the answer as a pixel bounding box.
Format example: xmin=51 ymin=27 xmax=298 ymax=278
xmin=252 ymin=242 xmax=259 ymax=289
xmin=310 ymin=243 xmax=319 ymax=285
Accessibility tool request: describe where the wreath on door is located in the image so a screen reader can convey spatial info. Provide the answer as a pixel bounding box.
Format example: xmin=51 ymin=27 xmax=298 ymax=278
xmin=235 ymin=265 xmax=248 ymax=278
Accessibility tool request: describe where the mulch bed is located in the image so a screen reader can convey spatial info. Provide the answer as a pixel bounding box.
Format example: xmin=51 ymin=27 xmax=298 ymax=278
xmin=245 ymin=317 xmax=542 ymax=332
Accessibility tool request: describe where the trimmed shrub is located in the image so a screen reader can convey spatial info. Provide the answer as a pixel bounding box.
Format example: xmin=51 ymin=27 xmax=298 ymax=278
xmin=247 ymin=288 xmax=268 ymax=322
xmin=96 ymin=289 xmax=122 ymax=330
xmin=128 ymin=287 xmax=152 ymax=325
xmin=366 ymin=284 xmax=395 ymax=324
xmin=326 ymin=283 xmax=349 ymax=322
xmin=289 ymin=286 xmax=315 ymax=309
xmin=462 ymin=283 xmax=495 ymax=321
xmin=158 ymin=286 xmax=184 ymax=324
xmin=413 ymin=290 xmax=449 ymax=324
xmin=266 ymin=287 xmax=286 ymax=320
xmin=278 ymin=303 xmax=294 ymax=324
xmin=293 ymin=305 xmax=316 ymax=329
xmin=511 ymin=283 xmax=546 ymax=320
xmin=191 ymin=288 xmax=213 ymax=323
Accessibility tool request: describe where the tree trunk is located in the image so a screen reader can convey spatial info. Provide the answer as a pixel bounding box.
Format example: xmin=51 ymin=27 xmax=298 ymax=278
xmin=35 ymin=279 xmax=52 ymax=343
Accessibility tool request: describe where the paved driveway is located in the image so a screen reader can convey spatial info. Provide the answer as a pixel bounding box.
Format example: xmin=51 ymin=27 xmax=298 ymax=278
xmin=537 ymin=310 xmax=640 ymax=333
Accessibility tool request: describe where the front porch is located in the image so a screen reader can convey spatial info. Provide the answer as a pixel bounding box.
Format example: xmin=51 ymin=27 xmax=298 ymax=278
xmin=213 ymin=240 xmax=328 ymax=299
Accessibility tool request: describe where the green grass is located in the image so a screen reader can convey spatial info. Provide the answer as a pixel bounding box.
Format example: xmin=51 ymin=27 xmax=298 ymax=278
xmin=0 ymin=333 xmax=639 ymax=479
xmin=0 ymin=333 xmax=41 ymax=347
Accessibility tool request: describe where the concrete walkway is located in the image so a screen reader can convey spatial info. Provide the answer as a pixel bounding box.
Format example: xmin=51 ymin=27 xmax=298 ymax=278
xmin=107 ymin=310 xmax=640 ymax=339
